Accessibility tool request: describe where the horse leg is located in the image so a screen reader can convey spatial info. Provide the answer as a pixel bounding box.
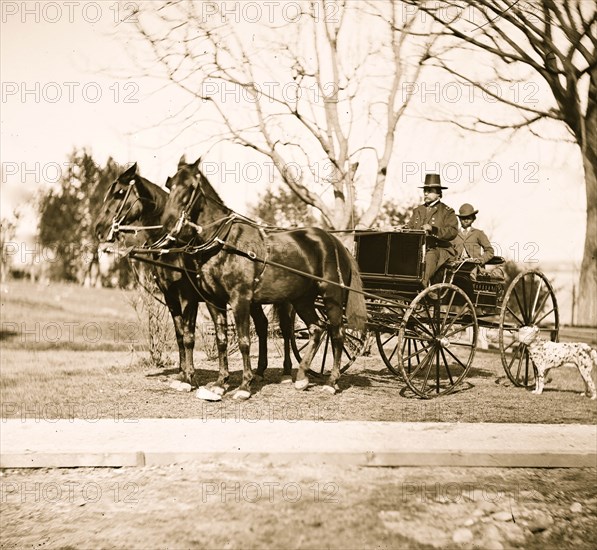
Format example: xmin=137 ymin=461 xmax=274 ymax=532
xmin=251 ymin=304 xmax=268 ymax=379
xmin=277 ymin=302 xmax=294 ymax=382
xmin=182 ymin=295 xmax=200 ymax=387
xmin=292 ymin=299 xmax=324 ymax=391
xmin=206 ymin=302 xmax=230 ymax=395
xmin=158 ymin=282 xmax=190 ymax=382
xmin=322 ymin=297 xmax=345 ymax=394
xmin=231 ymin=298 xmax=253 ymax=400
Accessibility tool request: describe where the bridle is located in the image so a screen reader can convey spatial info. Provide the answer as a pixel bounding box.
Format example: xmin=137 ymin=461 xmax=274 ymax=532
xmin=161 ymin=169 xmax=232 ymax=246
xmin=104 ymin=178 xmax=162 ymax=241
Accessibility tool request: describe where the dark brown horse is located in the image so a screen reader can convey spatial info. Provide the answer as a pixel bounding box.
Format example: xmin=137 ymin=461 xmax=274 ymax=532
xmin=159 ymin=157 xmax=367 ymax=399
xmin=94 ymin=163 xmax=285 ymax=386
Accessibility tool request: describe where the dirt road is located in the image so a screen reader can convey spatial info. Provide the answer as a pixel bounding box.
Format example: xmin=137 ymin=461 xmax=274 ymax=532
xmin=2 ymin=461 xmax=596 ymax=549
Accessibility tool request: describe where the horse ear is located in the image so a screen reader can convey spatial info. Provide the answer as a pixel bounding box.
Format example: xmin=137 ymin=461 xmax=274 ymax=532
xmin=178 ymin=154 xmax=187 ymax=169
xmin=122 ymin=162 xmax=137 ymax=178
xmin=192 ymin=157 xmax=201 ymax=171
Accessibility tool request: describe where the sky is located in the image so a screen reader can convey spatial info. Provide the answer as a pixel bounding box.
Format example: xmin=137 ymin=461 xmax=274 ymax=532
xmin=0 ymin=0 xmax=588 ymax=269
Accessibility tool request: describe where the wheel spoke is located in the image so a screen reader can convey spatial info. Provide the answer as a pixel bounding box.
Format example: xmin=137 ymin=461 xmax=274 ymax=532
xmin=420 ymin=301 xmax=437 ymax=336
xmin=296 ymin=339 xmax=310 ymax=355
xmin=505 ymin=305 xmax=525 ymax=327
xmin=382 ymin=333 xmax=399 ymax=363
xmin=533 ymin=303 xmax=555 ymax=325
xmin=381 ymin=332 xmax=397 ymax=347
xmin=442 ymin=305 xmax=469 ymax=337
xmin=530 ymin=277 xmax=543 ymax=321
xmin=418 ymin=347 xmax=436 ymax=393
xmin=406 ymin=347 xmax=434 ymax=379
xmin=508 ymin=344 xmax=521 ymax=371
xmin=439 ymin=347 xmax=455 ymax=385
xmin=516 ymin=346 xmax=524 ymax=380
xmin=403 ymin=339 xmax=432 ymax=362
xmin=510 ymin=288 xmax=526 ymax=324
xmin=524 ymin=354 xmax=532 ymax=386
xmin=502 ymin=338 xmax=517 ymax=354
xmin=442 ymin=345 xmax=470 ymax=372
xmin=439 ymin=290 xmax=457 ymax=333
xmin=410 ymin=307 xmax=435 ymax=338
xmin=444 ymin=320 xmax=475 ymax=340
xmin=520 ymin=276 xmax=529 ymax=322
xmin=319 ymin=332 xmax=330 ymax=371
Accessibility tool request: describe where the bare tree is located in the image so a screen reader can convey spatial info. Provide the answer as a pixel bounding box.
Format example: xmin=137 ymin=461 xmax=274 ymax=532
xmin=411 ymin=0 xmax=596 ymax=325
xmin=129 ymin=0 xmax=438 ymax=232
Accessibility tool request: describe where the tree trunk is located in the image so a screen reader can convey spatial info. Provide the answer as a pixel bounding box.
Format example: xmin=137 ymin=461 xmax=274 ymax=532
xmin=577 ymin=144 xmax=597 ymax=326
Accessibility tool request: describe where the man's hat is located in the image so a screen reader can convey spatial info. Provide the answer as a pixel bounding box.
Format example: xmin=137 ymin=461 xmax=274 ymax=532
xmin=457 ymin=203 xmax=479 ymax=217
xmin=419 ymin=173 xmax=448 ymax=189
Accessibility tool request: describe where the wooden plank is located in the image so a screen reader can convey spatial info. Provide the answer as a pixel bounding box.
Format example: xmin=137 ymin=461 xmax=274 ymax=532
xmin=3 ymin=450 xmax=587 ymax=469
xmin=0 ymin=452 xmax=145 ymax=468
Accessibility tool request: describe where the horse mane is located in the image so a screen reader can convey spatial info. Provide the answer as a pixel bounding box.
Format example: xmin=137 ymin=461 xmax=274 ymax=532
xmin=136 ymin=175 xmax=168 ymax=214
xmin=196 ymin=165 xmax=229 ymax=211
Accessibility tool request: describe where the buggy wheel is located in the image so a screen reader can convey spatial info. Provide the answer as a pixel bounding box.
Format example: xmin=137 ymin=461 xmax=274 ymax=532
xmin=290 ymin=305 xmax=367 ymax=377
xmin=376 ymin=330 xmax=403 ymax=378
xmin=498 ymin=270 xmax=559 ymax=388
xmin=372 ymin=300 xmax=408 ymax=378
xmin=398 ymin=283 xmax=477 ymax=398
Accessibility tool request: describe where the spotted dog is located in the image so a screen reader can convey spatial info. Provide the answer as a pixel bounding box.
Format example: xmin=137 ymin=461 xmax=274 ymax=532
xmin=518 ymin=326 xmax=597 ymax=399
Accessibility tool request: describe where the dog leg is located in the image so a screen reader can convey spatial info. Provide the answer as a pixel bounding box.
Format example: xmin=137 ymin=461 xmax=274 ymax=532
xmin=532 ymin=366 xmax=545 ymax=395
xmin=578 ymin=355 xmax=597 ymax=399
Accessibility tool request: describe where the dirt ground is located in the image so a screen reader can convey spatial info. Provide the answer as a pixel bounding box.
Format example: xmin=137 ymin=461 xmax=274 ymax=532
xmin=2 ymin=348 xmax=596 ymax=424
xmin=2 ymin=282 xmax=596 ymax=549
xmin=1 ymin=461 xmax=596 ymax=550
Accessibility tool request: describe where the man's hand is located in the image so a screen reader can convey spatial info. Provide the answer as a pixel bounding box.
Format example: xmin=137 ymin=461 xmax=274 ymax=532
xmin=422 ymin=223 xmax=433 ymax=233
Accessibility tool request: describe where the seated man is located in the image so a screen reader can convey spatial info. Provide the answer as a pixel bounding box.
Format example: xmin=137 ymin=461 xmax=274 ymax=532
xmin=403 ymin=173 xmax=458 ymax=286
xmin=452 ymin=203 xmax=504 ymax=279
xmin=452 ymin=203 xmax=494 ymax=263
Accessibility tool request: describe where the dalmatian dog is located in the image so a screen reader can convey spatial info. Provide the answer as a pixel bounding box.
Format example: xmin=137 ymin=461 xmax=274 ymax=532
xmin=518 ymin=326 xmax=597 ymax=399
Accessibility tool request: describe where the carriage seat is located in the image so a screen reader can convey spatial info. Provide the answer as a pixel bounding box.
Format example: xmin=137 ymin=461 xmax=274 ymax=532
xmin=445 ymin=256 xmax=506 ymax=280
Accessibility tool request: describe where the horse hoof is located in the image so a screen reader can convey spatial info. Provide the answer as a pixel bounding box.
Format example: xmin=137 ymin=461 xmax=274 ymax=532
xmin=321 ymin=384 xmax=338 ymax=395
xmin=280 ymin=375 xmax=293 ymax=384
xmin=254 ymin=373 xmax=264 ymax=383
xmin=210 ymin=385 xmax=226 ymax=396
xmin=169 ymin=380 xmax=192 ymax=392
xmin=295 ymin=379 xmax=309 ymax=391
xmin=196 ymin=386 xmax=222 ymax=401
xmin=232 ymin=390 xmax=251 ymax=400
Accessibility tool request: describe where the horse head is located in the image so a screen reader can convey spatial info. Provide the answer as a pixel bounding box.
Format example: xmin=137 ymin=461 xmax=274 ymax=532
xmin=95 ymin=163 xmax=163 ymax=242
xmin=160 ymin=156 xmax=206 ymax=244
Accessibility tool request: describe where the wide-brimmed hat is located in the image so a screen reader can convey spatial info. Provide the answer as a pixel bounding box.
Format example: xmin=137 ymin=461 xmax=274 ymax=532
xmin=457 ymin=203 xmax=479 ymax=217
xmin=418 ymin=173 xmax=448 ymax=189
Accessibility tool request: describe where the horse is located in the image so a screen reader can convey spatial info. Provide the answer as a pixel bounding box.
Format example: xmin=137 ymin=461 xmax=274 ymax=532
xmin=159 ymin=156 xmax=367 ymax=399
xmin=94 ymin=163 xmax=287 ymax=386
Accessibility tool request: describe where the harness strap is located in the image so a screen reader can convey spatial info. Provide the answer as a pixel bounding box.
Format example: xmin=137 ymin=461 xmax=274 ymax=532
xmin=214 ymin=238 xmax=403 ymax=308
xmin=333 ymin=244 xmax=346 ymax=288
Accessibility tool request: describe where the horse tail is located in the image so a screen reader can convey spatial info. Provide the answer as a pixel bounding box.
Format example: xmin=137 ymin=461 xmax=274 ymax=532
xmin=589 ymin=347 xmax=597 ymax=369
xmin=333 ymin=241 xmax=367 ymax=332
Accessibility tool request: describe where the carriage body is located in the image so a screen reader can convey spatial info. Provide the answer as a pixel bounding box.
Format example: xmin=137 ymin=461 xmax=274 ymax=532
xmin=354 ymin=229 xmax=506 ymax=313
xmin=343 ymin=229 xmax=557 ymax=397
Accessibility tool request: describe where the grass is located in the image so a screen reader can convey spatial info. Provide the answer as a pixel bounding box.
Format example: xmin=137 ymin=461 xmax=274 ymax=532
xmin=1 ymin=280 xmax=142 ymax=351
xmin=1 ymin=280 xmax=596 ymax=423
